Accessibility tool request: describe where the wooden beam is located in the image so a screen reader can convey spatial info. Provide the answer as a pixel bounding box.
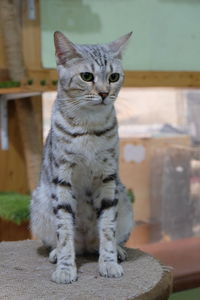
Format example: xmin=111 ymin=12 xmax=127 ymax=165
xmin=28 ymin=69 xmax=200 ymax=88
xmin=0 ymin=86 xmax=56 ymax=95
xmin=124 ymin=71 xmax=200 ymax=88
xmin=2 ymin=70 xmax=200 ymax=89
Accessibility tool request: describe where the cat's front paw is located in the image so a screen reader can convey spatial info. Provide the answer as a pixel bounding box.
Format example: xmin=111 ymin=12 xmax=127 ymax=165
xmin=99 ymin=261 xmax=124 ymax=278
xmin=51 ymin=266 xmax=78 ymax=284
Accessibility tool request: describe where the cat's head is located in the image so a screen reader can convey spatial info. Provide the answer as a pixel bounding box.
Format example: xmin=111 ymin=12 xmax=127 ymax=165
xmin=54 ymin=31 xmax=132 ymax=109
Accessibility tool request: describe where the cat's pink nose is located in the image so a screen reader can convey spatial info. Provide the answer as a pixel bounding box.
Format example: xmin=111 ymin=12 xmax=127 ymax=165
xmin=99 ymin=92 xmax=108 ymax=100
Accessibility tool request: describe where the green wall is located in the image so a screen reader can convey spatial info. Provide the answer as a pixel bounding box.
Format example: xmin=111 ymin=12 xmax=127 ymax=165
xmin=40 ymin=0 xmax=200 ymax=71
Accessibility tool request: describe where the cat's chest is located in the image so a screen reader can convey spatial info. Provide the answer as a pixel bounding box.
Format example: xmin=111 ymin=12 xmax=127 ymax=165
xmin=69 ymin=134 xmax=107 ymax=157
xmin=55 ymin=128 xmax=118 ymax=191
xmin=72 ymin=155 xmax=103 ymax=190
xmin=71 ymin=143 xmax=115 ymax=196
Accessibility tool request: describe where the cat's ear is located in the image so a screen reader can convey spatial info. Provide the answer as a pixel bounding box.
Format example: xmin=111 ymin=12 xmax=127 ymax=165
xmin=107 ymin=32 xmax=132 ymax=59
xmin=54 ymin=31 xmax=82 ymax=65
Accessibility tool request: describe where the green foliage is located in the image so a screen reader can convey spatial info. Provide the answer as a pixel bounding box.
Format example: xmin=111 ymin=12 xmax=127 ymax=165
xmin=0 ymin=192 xmax=30 ymax=225
xmin=40 ymin=80 xmax=46 ymax=86
xmin=52 ymin=80 xmax=58 ymax=85
xmin=0 ymin=81 xmax=21 ymax=88
xmin=127 ymin=189 xmax=135 ymax=203
xmin=27 ymin=79 xmax=33 ymax=85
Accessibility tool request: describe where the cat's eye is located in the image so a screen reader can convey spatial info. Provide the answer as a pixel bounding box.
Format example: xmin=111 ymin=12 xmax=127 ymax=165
xmin=80 ymin=72 xmax=94 ymax=82
xmin=109 ymin=73 xmax=120 ymax=83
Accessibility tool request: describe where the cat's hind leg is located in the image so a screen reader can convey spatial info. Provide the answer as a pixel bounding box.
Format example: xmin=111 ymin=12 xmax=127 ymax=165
xmin=31 ymin=185 xmax=57 ymax=249
xmin=49 ymin=248 xmax=57 ymax=264
xmin=116 ymin=182 xmax=134 ymax=246
xmin=117 ymin=245 xmax=128 ymax=262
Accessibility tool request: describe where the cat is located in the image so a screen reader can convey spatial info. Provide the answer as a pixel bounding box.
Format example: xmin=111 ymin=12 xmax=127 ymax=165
xmin=31 ymin=31 xmax=134 ymax=284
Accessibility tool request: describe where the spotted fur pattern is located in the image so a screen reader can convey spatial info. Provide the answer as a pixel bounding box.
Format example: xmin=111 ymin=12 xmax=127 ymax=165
xmin=31 ymin=31 xmax=134 ymax=284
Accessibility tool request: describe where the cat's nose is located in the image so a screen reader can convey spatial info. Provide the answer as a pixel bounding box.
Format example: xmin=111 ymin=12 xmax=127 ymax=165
xmin=98 ymin=92 xmax=109 ymax=100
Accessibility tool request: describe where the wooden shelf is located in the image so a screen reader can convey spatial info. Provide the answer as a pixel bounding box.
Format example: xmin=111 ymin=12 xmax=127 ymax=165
xmin=0 ymin=85 xmax=56 ymax=95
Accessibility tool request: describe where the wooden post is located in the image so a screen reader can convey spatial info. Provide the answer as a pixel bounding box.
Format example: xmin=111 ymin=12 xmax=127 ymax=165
xmin=0 ymin=0 xmax=26 ymax=80
xmin=0 ymin=100 xmax=29 ymax=194
xmin=15 ymin=96 xmax=43 ymax=191
xmin=0 ymin=0 xmax=43 ymax=192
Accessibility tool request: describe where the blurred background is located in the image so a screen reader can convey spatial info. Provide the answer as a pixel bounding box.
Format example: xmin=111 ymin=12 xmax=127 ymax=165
xmin=0 ymin=0 xmax=200 ymax=297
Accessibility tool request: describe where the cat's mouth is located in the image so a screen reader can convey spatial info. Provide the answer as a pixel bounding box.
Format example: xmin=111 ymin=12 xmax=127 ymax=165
xmin=88 ymin=99 xmax=108 ymax=106
xmin=94 ymin=97 xmax=111 ymax=106
xmin=95 ymin=101 xmax=107 ymax=106
xmin=85 ymin=95 xmax=113 ymax=107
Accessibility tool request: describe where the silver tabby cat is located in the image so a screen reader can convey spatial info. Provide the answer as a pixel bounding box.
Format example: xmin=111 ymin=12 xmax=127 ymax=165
xmin=31 ymin=31 xmax=134 ymax=284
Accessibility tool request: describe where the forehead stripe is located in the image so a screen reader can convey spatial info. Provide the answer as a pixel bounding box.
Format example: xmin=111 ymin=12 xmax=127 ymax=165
xmin=97 ymin=48 xmax=104 ymax=66
xmin=91 ymin=63 xmax=95 ymax=72
xmin=103 ymin=54 xmax=107 ymax=66
xmin=88 ymin=47 xmax=107 ymax=67
xmin=110 ymin=64 xmax=113 ymax=73
xmin=89 ymin=51 xmax=102 ymax=67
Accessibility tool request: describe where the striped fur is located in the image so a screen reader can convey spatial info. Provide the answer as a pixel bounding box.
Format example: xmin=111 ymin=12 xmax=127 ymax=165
xmin=31 ymin=31 xmax=133 ymax=284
